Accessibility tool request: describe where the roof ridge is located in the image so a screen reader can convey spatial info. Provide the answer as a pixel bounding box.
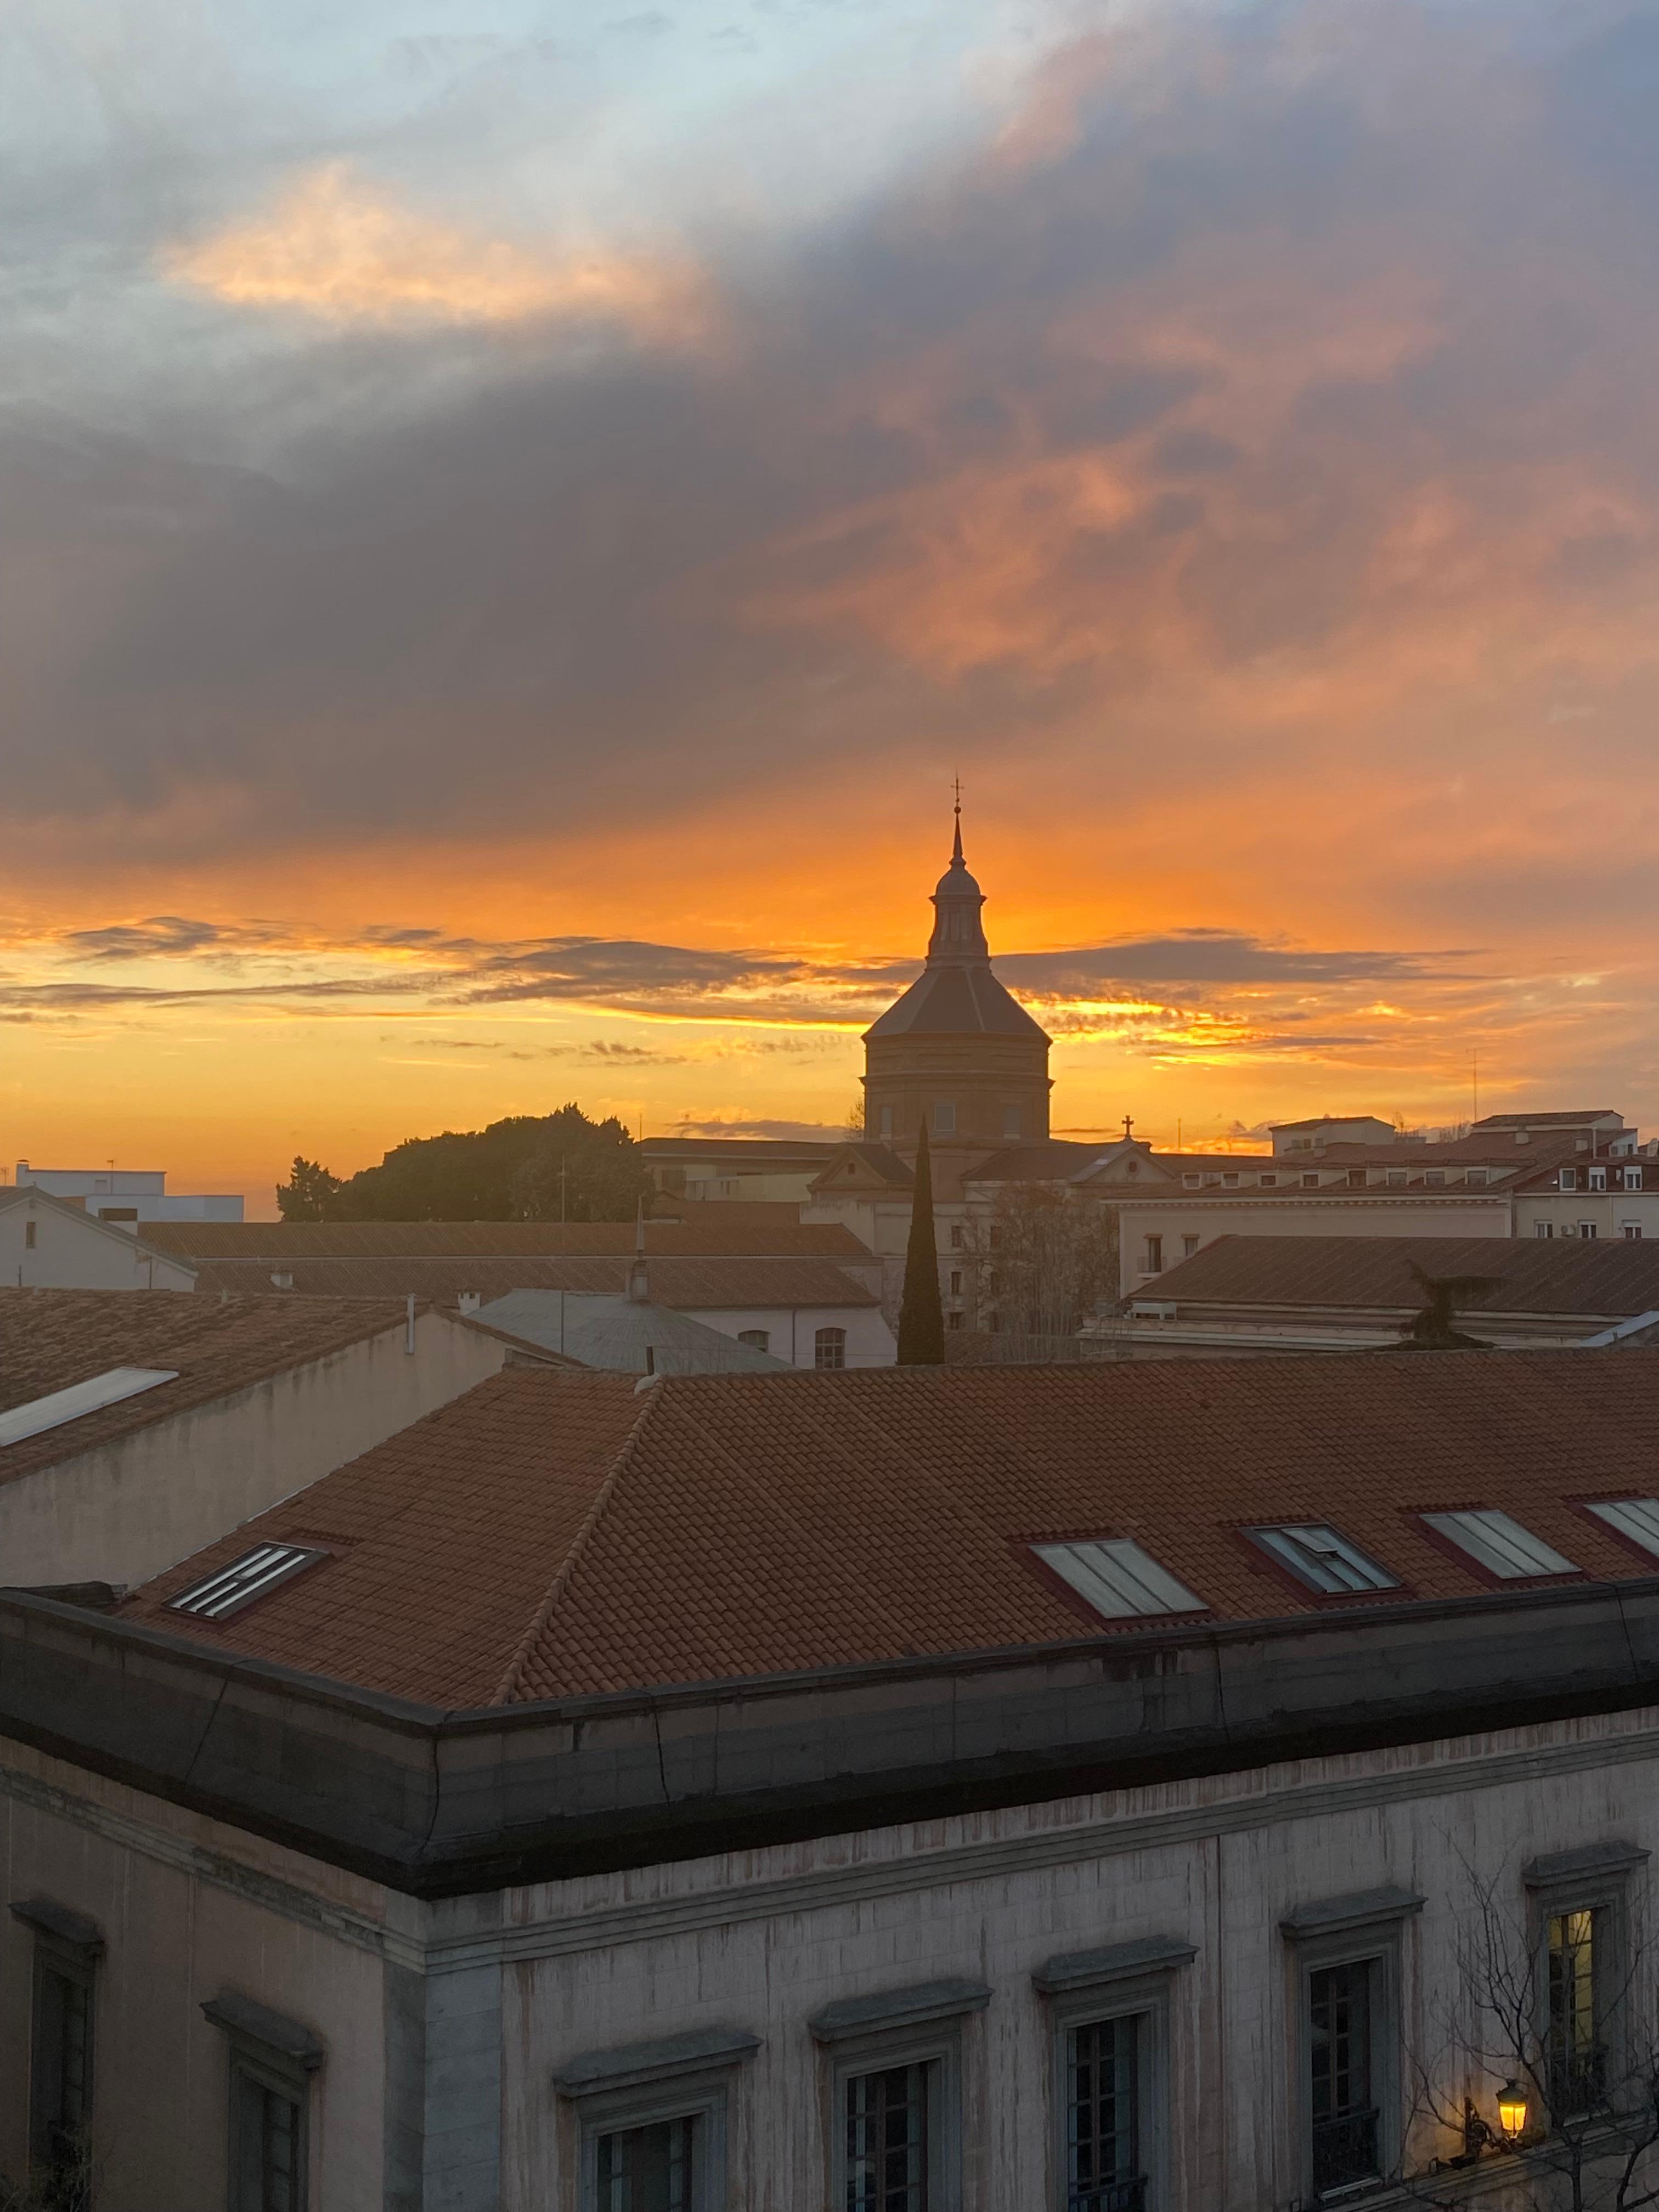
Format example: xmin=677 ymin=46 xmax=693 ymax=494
xmin=488 ymin=1380 xmax=659 ymax=1706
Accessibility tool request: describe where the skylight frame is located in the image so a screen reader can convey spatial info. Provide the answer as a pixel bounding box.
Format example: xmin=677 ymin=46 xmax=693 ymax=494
xmin=1420 ymin=1509 xmax=1578 ymax=1582
xmin=0 ymin=1367 xmax=180 ymax=1450
xmin=1032 ymin=1538 xmax=1207 ymax=1623
xmin=1581 ymin=1497 xmax=1659 ymax=1564
xmin=1245 ymin=1523 xmax=1400 ymax=1597
xmin=167 ymin=1543 xmax=328 ymax=1621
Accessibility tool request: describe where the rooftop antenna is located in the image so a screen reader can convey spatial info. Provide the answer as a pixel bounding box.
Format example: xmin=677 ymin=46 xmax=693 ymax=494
xmin=952 ymin=775 xmax=963 ymax=864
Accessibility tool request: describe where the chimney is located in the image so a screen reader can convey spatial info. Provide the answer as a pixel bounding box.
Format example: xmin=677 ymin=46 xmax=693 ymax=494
xmin=457 ymin=1291 xmax=482 ymax=1316
xmin=269 ymin=1271 xmax=293 ymax=1290
xmin=627 ymin=1199 xmax=650 ymax=1302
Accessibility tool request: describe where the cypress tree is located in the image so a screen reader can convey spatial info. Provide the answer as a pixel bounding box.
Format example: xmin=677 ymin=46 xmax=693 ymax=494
xmin=896 ymin=1122 xmax=946 ymax=1365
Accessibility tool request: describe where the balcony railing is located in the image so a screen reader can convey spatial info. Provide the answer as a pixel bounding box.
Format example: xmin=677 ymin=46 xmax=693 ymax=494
xmin=1069 ymin=2177 xmax=1148 ymax=2212
xmin=1312 ymin=2107 xmax=1380 ymax=2195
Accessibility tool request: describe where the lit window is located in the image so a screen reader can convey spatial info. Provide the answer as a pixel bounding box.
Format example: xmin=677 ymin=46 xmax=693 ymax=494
xmin=1421 ymin=1509 xmax=1577 ymax=1581
xmin=814 ymin=1328 xmax=846 ymax=1370
xmin=933 ymin=1101 xmax=956 ymax=1137
xmin=1547 ymin=1910 xmax=1602 ymax=2114
xmin=1033 ymin=1539 xmax=1206 ymax=1622
xmin=168 ymin=1544 xmax=326 ymax=1621
xmin=1584 ymin=1498 xmax=1659 ymax=1558
xmin=736 ymin=1329 xmax=770 ymax=1353
xmin=1248 ymin=1525 xmax=1398 ymax=1596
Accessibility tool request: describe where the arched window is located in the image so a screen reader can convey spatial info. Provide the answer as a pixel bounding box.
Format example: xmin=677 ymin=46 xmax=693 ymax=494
xmin=814 ymin=1327 xmax=847 ymax=1370
xmin=737 ymin=1329 xmax=770 ymax=1353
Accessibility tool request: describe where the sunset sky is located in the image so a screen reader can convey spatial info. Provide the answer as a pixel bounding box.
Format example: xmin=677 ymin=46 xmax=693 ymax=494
xmin=5 ymin=0 xmax=1659 ymax=1210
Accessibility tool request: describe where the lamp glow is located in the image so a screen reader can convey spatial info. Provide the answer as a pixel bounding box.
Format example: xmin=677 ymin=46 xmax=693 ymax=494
xmin=1497 ymin=2079 xmax=1528 ymax=2138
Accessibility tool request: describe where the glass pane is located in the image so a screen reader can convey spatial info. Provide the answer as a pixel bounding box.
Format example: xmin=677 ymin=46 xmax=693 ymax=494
xmin=1066 ymin=2016 xmax=1145 ymax=2211
xmin=1549 ymin=1910 xmax=1602 ymax=2111
xmin=1308 ymin=1961 xmax=1380 ymax=2193
xmin=845 ymin=2064 xmax=928 ymax=2211
xmin=597 ymin=2118 xmax=697 ymax=2212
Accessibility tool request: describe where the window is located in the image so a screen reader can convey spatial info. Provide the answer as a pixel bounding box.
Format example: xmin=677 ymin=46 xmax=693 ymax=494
xmin=1423 ymin=1170 xmax=1444 ymax=1188
xmin=1560 ymin=1168 xmax=1577 ymax=1191
xmin=812 ymin=1979 xmax=984 ymax=2212
xmin=1386 ymin=1169 xmax=1408 ymax=1188
xmin=24 ymin=1220 xmax=37 ymax=1249
xmin=1282 ymin=1887 xmax=1419 ymax=2204
xmin=97 ymin=1206 xmax=139 ymax=1222
xmin=1421 ymin=1509 xmax=1577 ymax=1581
xmin=949 ymin=1226 xmax=964 ymax=1250
xmin=949 ymin=1271 xmax=962 ymax=1296
xmin=815 ymin=1328 xmax=847 ymax=1370
xmin=1624 ymin=1223 xmax=1643 ymax=1241
xmin=1524 ymin=1841 xmax=1649 ymax=2128
xmin=1034 ymin=1935 xmax=1192 ymax=2212
xmin=1222 ymin=1172 xmax=1239 ymax=1188
xmin=879 ymin=1106 xmax=894 ymax=1141
xmin=947 ymin=1311 xmax=964 ymax=1332
xmin=1590 ymin=1169 xmax=1607 ymax=1192
xmin=1182 ymin=1234 xmax=1200 ymax=1259
xmin=1033 ymin=1539 xmax=1206 ymax=1622
xmin=1624 ymin=1166 xmax=1644 ymax=1190
xmin=1301 ymin=1172 xmax=1319 ymax=1189
xmin=558 ymin=2024 xmax=755 ymax=2212
xmin=1536 ymin=1221 xmax=1555 ymax=1238
xmin=1466 ymin=1168 xmax=1487 ymax=1187
xmin=1182 ymin=1174 xmax=1200 ymax=1190
xmin=168 ymin=1544 xmax=327 ymax=1621
xmin=1143 ymin=1236 xmax=1163 ymax=1275
xmin=1003 ymin=1105 xmax=1022 ymax=1139
xmin=0 ymin=1365 xmax=180 ymax=1450
xmin=1547 ymin=1910 xmax=1602 ymax=2113
xmin=1308 ymin=1961 xmax=1379 ymax=2193
xmin=12 ymin=1901 xmax=101 ymax=2200
xmin=1584 ymin=1497 xmax=1659 ymax=1559
xmin=203 ymin=1992 xmax=323 ymax=2212
xmin=933 ymin=1102 xmax=956 ymax=1138
xmin=1260 ymin=1174 xmax=1278 ymax=1188
xmin=1246 ymin=1525 xmax=1398 ymax=1596
xmin=1579 ymin=1222 xmax=1599 ymax=1240
xmin=737 ymin=1329 xmax=770 ymax=1353
xmin=1346 ymin=1170 xmax=1365 ymax=1189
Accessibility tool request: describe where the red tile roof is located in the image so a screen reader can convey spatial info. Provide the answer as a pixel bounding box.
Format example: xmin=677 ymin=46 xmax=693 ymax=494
xmin=0 ymin=1289 xmax=415 ymax=1484
xmin=121 ymin=1351 xmax=1659 ymax=1709
xmin=1138 ymin=1234 xmax=1659 ymax=1318
xmin=189 ymin=1255 xmax=879 ymax=1308
xmin=140 ymin=1220 xmax=869 ymax=1260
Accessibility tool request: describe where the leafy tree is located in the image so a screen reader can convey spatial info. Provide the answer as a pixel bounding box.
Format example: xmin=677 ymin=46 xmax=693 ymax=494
xmin=896 ymin=1123 xmax=945 ymax=1365
xmin=332 ymin=1104 xmax=650 ymax=1223
xmin=967 ymin=1186 xmax=1118 ymax=1362
xmin=275 ymin=1156 xmax=343 ymax=1222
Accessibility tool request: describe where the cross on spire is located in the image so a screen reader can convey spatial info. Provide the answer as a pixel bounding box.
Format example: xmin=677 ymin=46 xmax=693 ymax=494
xmin=1122 ymin=1112 xmax=1135 ymax=1139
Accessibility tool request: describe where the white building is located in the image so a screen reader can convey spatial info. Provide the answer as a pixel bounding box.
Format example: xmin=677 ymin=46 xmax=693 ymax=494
xmin=0 ymin=1185 xmax=198 ymax=1292
xmin=6 ymin=1354 xmax=1659 ymax=2208
xmin=12 ymin=1160 xmax=244 ymax=1224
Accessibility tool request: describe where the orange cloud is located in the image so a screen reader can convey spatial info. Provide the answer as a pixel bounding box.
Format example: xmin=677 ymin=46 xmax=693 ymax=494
xmin=164 ymin=162 xmax=712 ymax=344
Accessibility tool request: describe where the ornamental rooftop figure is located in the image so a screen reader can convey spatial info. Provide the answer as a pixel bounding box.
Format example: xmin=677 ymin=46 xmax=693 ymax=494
xmin=861 ymin=802 xmax=1052 ymax=1165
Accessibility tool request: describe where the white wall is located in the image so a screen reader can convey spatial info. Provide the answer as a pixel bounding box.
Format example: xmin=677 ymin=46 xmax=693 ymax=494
xmin=690 ymin=1304 xmax=898 ymax=1368
xmin=0 ymin=1196 xmax=197 ymax=1291
xmin=1114 ymin=1198 xmax=1511 ymax=1295
xmin=1515 ymin=1188 xmax=1659 ymax=1242
xmin=0 ymin=1311 xmax=507 ymax=1589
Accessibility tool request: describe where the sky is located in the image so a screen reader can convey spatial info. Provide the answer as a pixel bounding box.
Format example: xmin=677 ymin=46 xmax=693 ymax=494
xmin=4 ymin=0 xmax=1659 ymax=1210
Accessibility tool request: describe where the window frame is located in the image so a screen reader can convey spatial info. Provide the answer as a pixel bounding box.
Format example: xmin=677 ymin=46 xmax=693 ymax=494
xmin=814 ymin=1327 xmax=847 ymax=1370
xmin=1032 ymin=1937 xmax=1194 ymax=2212
xmin=1282 ymin=1888 xmax=1421 ymax=2203
xmin=1142 ymin=1235 xmax=1163 ymax=1276
xmin=1417 ymin=1508 xmax=1579 ymax=1585
xmin=1579 ymin=1221 xmax=1599 ymax=1240
xmin=933 ymin=1101 xmax=957 ymax=1138
xmin=810 ymin=1980 xmax=987 ymax=2212
xmin=556 ymin=2026 xmax=759 ymax=2212
xmin=1523 ymin=1842 xmax=1650 ymax=2128
xmin=201 ymin=1991 xmax=323 ymax=2212
xmin=1242 ymin=1523 xmax=1401 ymax=1602
xmin=736 ymin=1329 xmax=770 ymax=1354
xmin=12 ymin=1899 xmax=103 ymax=2190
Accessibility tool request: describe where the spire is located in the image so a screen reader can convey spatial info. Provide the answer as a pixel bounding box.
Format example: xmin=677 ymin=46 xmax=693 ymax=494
xmin=926 ymin=786 xmax=990 ymax=964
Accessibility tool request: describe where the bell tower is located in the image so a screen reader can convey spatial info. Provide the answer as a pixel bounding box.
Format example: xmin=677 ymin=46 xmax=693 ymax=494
xmin=862 ymin=804 xmax=1052 ymax=1165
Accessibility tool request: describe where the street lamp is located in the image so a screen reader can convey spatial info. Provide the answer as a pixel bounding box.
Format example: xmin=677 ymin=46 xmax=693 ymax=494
xmin=1497 ymin=2079 xmax=1529 ymax=2140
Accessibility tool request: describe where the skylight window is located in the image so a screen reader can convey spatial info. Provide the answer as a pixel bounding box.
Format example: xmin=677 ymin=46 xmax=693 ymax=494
xmin=168 ymin=1544 xmax=326 ymax=1620
xmin=1033 ymin=1539 xmax=1206 ymax=1621
xmin=1583 ymin=1498 xmax=1659 ymax=1560
xmin=1247 ymin=1524 xmax=1399 ymax=1596
xmin=1421 ymin=1510 xmax=1577 ymax=1581
xmin=0 ymin=1367 xmax=179 ymax=1449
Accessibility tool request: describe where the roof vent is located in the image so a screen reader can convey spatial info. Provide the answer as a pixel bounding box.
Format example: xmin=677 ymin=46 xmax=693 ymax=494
xmin=457 ymin=1291 xmax=482 ymax=1316
xmin=269 ymin=1271 xmax=294 ymax=1290
xmin=1515 ymin=1131 xmax=1529 ymax=1143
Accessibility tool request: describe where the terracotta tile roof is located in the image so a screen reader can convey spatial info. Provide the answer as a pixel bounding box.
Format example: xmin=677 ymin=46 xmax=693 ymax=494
xmin=121 ymin=1350 xmax=1659 ymax=1709
xmin=1139 ymin=1234 xmax=1659 ymax=1318
xmin=188 ymin=1255 xmax=879 ymax=1307
xmin=141 ymin=1220 xmax=868 ymax=1260
xmin=0 ymin=1289 xmax=413 ymax=1485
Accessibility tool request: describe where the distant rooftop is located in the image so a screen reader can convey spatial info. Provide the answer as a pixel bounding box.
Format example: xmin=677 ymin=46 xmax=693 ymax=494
xmin=1135 ymin=1234 xmax=1659 ymax=1319
xmin=478 ymin=1293 xmax=792 ymax=1375
xmin=187 ymin=1254 xmax=879 ymax=1310
xmin=143 ymin=1218 xmax=870 ymax=1261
